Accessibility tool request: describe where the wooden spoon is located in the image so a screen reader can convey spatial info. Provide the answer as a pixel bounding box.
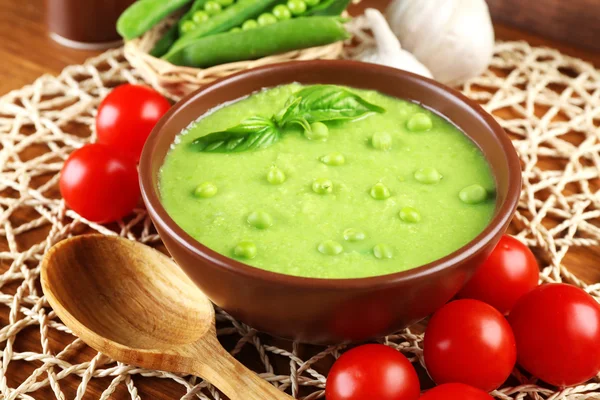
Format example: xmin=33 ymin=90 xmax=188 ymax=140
xmin=41 ymin=235 xmax=292 ymax=400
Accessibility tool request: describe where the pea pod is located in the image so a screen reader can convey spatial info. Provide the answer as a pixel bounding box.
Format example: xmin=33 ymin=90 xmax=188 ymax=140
xmin=163 ymin=16 xmax=350 ymax=68
xmin=167 ymin=0 xmax=279 ymax=55
xmin=178 ymin=0 xmax=211 ymax=35
xmin=150 ymin=24 xmax=180 ymax=57
xmin=304 ymin=0 xmax=351 ymax=16
xmin=117 ymin=0 xmax=193 ymax=40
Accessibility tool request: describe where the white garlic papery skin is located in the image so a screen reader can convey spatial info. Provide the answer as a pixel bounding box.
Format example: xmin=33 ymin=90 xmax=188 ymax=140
xmin=349 ymin=9 xmax=433 ymax=79
xmin=386 ymin=0 xmax=495 ymax=86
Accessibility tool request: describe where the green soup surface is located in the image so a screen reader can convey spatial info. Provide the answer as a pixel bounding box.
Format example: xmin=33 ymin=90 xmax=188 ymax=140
xmin=159 ymin=84 xmax=496 ymax=279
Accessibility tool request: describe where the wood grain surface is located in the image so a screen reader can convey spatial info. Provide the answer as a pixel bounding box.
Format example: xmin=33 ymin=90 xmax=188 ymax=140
xmin=0 ymin=0 xmax=599 ymax=399
xmin=487 ymin=0 xmax=600 ymax=52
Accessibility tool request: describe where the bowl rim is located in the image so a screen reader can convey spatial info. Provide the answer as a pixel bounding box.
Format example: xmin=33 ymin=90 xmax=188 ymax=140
xmin=140 ymin=60 xmax=521 ymax=290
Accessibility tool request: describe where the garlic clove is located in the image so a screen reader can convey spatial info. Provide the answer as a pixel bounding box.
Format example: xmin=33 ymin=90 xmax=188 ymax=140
xmin=365 ymin=8 xmax=400 ymax=59
xmin=348 ymin=8 xmax=433 ymax=79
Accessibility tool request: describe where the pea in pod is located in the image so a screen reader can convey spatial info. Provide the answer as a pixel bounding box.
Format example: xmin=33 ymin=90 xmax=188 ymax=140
xmin=167 ymin=0 xmax=280 ymax=55
xmin=177 ymin=0 xmax=211 ymax=35
xmin=164 ymin=16 xmax=349 ymax=68
xmin=304 ymin=0 xmax=352 ymax=16
xmin=117 ymin=0 xmax=193 ymax=40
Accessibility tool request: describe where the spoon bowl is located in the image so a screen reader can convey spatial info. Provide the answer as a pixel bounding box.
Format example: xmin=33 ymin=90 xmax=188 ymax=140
xmin=41 ymin=235 xmax=291 ymax=400
xmin=43 ymin=235 xmax=213 ymax=349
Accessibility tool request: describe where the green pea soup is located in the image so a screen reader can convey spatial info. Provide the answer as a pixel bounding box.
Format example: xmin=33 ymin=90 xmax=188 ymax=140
xmin=159 ymin=84 xmax=496 ymax=279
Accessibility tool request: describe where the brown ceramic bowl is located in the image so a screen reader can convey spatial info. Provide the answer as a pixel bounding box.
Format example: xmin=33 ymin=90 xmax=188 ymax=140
xmin=140 ymin=60 xmax=521 ymax=344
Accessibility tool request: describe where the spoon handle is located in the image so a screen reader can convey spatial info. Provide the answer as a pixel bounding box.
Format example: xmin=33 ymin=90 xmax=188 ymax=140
xmin=190 ymin=338 xmax=293 ymax=399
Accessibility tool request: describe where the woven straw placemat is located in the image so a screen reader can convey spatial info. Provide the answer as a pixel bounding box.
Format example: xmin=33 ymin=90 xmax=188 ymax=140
xmin=1 ymin=42 xmax=599 ymax=399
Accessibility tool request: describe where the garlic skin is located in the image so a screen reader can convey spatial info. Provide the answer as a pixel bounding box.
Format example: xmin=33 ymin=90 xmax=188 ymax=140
xmin=386 ymin=0 xmax=494 ymax=86
xmin=347 ymin=9 xmax=433 ymax=79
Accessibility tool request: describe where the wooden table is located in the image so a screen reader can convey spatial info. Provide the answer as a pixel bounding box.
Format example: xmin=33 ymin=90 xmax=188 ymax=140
xmin=1 ymin=0 xmax=599 ymax=398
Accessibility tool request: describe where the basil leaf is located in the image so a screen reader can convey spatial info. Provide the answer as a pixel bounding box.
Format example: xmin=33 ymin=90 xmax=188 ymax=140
xmin=191 ymin=116 xmax=281 ymax=152
xmin=281 ymin=85 xmax=385 ymax=126
xmin=190 ymin=85 xmax=384 ymax=154
xmin=284 ymin=116 xmax=312 ymax=132
xmin=275 ymin=97 xmax=302 ymax=125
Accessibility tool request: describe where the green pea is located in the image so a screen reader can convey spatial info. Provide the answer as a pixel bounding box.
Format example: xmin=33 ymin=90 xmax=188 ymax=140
xmin=305 ymin=122 xmax=329 ymax=141
xmin=242 ymin=19 xmax=258 ymax=30
xmin=216 ymin=0 xmax=234 ymax=6
xmin=257 ymin=13 xmax=277 ymax=26
xmin=343 ymin=228 xmax=365 ymax=242
xmin=230 ymin=27 xmax=242 ymax=32
xmin=320 ymin=152 xmax=345 ymax=166
xmin=204 ymin=1 xmax=222 ymax=15
xmin=180 ymin=20 xmax=197 ymax=34
xmin=194 ymin=182 xmax=217 ymax=198
xmin=305 ymin=0 xmax=321 ymax=5
xmin=459 ymin=184 xmax=488 ymax=204
xmin=370 ymin=182 xmax=390 ymax=200
xmin=312 ymin=178 xmax=333 ymax=194
xmin=273 ymin=4 xmax=292 ymax=20
xmin=192 ymin=11 xmax=210 ymax=24
xmin=287 ymin=0 xmax=307 ymax=15
xmin=266 ymin=166 xmax=286 ymax=184
xmin=407 ymin=113 xmax=433 ymax=132
xmin=247 ymin=211 xmax=273 ymax=229
xmin=318 ymin=240 xmax=343 ymax=255
xmin=373 ymin=244 xmax=393 ymax=259
xmin=414 ymin=167 xmax=442 ymax=184
xmin=399 ymin=206 xmax=421 ymax=223
xmin=233 ymin=241 xmax=257 ymax=259
xmin=371 ymin=132 xmax=392 ymax=151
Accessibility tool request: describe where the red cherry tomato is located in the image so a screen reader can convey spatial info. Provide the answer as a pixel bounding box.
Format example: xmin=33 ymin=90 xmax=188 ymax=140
xmin=96 ymin=84 xmax=170 ymax=161
xmin=419 ymin=383 xmax=493 ymax=400
xmin=59 ymin=144 xmax=140 ymax=223
xmin=508 ymin=283 xmax=600 ymax=387
xmin=457 ymin=235 xmax=539 ymax=314
xmin=423 ymin=299 xmax=516 ymax=392
xmin=326 ymin=344 xmax=420 ymax=400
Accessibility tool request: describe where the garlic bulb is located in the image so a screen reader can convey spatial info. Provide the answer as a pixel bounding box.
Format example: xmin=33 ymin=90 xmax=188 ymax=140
xmin=346 ymin=9 xmax=433 ymax=79
xmin=386 ymin=0 xmax=494 ymax=86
